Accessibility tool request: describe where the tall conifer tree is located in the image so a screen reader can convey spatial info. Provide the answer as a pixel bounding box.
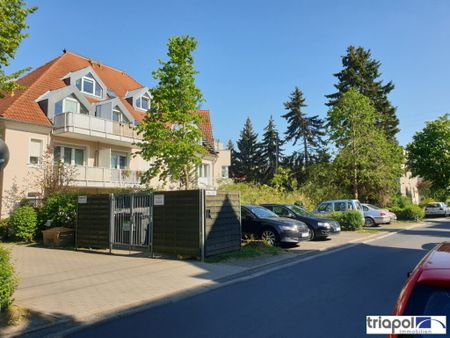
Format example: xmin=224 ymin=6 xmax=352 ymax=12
xmin=326 ymin=45 xmax=399 ymax=138
xmin=234 ymin=118 xmax=263 ymax=182
xmin=260 ymin=116 xmax=283 ymax=182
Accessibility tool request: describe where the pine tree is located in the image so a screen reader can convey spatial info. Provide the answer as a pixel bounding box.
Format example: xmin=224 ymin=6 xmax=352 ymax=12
xmin=260 ymin=116 xmax=283 ymax=182
xmin=234 ymin=118 xmax=263 ymax=182
xmin=282 ymin=87 xmax=326 ymax=177
xmin=227 ymin=139 xmax=236 ymax=179
xmin=326 ymin=45 xmax=399 ymax=138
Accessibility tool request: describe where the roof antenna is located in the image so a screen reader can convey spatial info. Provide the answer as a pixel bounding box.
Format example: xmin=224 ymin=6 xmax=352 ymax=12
xmin=63 ymin=48 xmax=67 ymax=53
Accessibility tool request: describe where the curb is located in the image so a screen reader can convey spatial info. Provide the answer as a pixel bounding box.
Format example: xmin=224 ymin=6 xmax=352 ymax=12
xmin=12 ymin=220 xmax=429 ymax=337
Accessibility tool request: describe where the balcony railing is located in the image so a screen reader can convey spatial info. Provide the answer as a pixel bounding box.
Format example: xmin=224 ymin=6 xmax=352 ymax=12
xmin=73 ymin=166 xmax=142 ymax=187
xmin=53 ymin=112 xmax=142 ymax=143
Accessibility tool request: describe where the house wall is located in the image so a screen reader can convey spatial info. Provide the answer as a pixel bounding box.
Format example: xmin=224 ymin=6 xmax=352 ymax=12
xmin=0 ymin=121 xmax=51 ymax=216
xmin=400 ymin=171 xmax=420 ymax=204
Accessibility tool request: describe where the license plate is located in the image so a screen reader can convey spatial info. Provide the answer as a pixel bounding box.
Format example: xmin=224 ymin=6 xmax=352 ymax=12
xmin=335 ymin=227 xmax=341 ymax=232
xmin=301 ymin=232 xmax=309 ymax=238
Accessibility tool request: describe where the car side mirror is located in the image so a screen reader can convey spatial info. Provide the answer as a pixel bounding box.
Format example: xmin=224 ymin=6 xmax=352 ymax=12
xmin=407 ymin=271 xmax=412 ymax=278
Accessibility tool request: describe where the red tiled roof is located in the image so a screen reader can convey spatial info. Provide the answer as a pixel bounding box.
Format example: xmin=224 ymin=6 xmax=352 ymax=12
xmin=0 ymin=51 xmax=212 ymax=143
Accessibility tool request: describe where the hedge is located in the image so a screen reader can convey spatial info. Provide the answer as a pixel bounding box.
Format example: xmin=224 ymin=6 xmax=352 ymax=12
xmin=324 ymin=211 xmax=364 ymax=231
xmin=37 ymin=193 xmax=77 ymax=232
xmin=9 ymin=206 xmax=37 ymax=242
xmin=389 ymin=205 xmax=424 ymax=221
xmin=0 ymin=246 xmax=17 ymax=312
xmin=0 ymin=218 xmax=9 ymax=242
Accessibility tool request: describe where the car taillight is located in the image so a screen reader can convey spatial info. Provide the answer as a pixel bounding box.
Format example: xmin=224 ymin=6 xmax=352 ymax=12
xmin=380 ymin=212 xmax=386 ymax=216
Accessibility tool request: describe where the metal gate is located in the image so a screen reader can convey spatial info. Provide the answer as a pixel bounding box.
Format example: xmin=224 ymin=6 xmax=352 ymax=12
xmin=110 ymin=193 xmax=153 ymax=253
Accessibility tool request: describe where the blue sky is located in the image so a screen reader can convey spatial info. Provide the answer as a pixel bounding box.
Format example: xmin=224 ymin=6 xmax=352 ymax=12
xmin=7 ymin=0 xmax=450 ymax=149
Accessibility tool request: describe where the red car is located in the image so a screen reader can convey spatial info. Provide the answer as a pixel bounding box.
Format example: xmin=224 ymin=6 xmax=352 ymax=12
xmin=390 ymin=242 xmax=450 ymax=337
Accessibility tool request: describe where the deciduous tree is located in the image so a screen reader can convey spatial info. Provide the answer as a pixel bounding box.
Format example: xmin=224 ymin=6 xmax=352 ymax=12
xmin=328 ymin=89 xmax=403 ymax=203
xmin=406 ymin=114 xmax=450 ymax=198
xmin=137 ymin=36 xmax=206 ymax=189
xmin=0 ymin=0 xmax=36 ymax=97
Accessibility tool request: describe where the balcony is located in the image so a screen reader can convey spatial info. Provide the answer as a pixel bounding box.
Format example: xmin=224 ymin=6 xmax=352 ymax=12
xmin=53 ymin=112 xmax=142 ymax=145
xmin=72 ymin=166 xmax=142 ymax=188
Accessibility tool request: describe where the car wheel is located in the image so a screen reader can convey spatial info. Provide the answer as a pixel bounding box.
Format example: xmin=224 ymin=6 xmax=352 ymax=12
xmin=365 ymin=217 xmax=375 ymax=227
xmin=261 ymin=229 xmax=279 ymax=246
xmin=308 ymin=227 xmax=315 ymax=241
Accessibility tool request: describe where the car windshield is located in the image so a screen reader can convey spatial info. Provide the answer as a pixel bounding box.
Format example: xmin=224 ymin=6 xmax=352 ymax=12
xmin=427 ymin=203 xmax=440 ymax=208
xmin=287 ymin=205 xmax=314 ymax=217
xmin=367 ymin=204 xmax=382 ymax=210
xmin=246 ymin=206 xmax=279 ymax=218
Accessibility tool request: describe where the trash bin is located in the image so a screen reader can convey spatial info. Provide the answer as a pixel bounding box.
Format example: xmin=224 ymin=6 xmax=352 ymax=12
xmin=42 ymin=227 xmax=75 ymax=247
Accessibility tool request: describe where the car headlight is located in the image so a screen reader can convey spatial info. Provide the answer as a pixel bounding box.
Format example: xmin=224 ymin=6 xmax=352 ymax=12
xmin=280 ymin=225 xmax=298 ymax=231
xmin=318 ymin=222 xmax=331 ymax=228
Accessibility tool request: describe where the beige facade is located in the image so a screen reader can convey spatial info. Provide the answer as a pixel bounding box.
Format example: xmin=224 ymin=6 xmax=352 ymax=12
xmin=400 ymin=171 xmax=421 ymax=204
xmin=0 ymin=118 xmax=228 ymax=216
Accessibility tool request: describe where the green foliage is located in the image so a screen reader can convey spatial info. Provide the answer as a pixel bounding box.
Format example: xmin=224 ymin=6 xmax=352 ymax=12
xmin=220 ymin=182 xmax=314 ymax=211
xmin=388 ymin=195 xmax=414 ymax=208
xmin=389 ymin=205 xmax=424 ymax=221
xmin=328 ymin=89 xmax=403 ymax=204
xmin=325 ymin=211 xmax=364 ymax=231
xmin=0 ymin=0 xmax=37 ymax=97
xmin=0 ymin=245 xmax=17 ymax=312
xmin=137 ymin=35 xmax=206 ymax=189
xmin=406 ymin=114 xmax=450 ymax=199
xmin=282 ymin=86 xmax=326 ymax=176
xmin=206 ymin=240 xmax=282 ymax=263
xmin=9 ymin=206 xmax=37 ymax=241
xmin=0 ymin=218 xmax=9 ymax=241
xmin=326 ymin=45 xmax=399 ymax=138
xmin=299 ymin=162 xmax=346 ymax=204
xmin=270 ymin=167 xmax=297 ymax=192
xmin=37 ymin=193 xmax=77 ymax=232
xmin=260 ymin=116 xmax=283 ymax=182
xmin=233 ymin=118 xmax=264 ymax=182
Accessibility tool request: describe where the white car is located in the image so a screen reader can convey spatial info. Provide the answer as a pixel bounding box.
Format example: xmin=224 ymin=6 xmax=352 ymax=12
xmin=425 ymin=202 xmax=450 ymax=217
xmin=361 ymin=204 xmax=392 ymax=226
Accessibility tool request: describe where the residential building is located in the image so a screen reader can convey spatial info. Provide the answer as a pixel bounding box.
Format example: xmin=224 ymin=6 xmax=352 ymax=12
xmin=400 ymin=171 xmax=421 ymax=204
xmin=0 ymin=51 xmax=230 ymax=216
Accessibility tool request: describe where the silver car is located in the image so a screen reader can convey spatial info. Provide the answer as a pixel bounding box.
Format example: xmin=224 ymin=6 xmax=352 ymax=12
xmin=313 ymin=199 xmax=364 ymax=218
xmin=361 ymin=204 xmax=392 ymax=226
xmin=425 ymin=202 xmax=450 ymax=217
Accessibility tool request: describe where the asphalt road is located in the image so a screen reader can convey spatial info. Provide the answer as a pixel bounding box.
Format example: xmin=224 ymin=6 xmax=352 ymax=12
xmin=68 ymin=218 xmax=450 ymax=338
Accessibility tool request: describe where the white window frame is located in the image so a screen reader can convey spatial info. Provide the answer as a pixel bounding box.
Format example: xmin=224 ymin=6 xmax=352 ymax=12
xmin=135 ymin=93 xmax=150 ymax=111
xmin=198 ymin=163 xmax=210 ymax=178
xmin=28 ymin=139 xmax=43 ymax=165
xmin=78 ymin=74 xmax=103 ymax=98
xmin=63 ymin=97 xmax=80 ymax=114
xmin=54 ymin=144 xmax=86 ymax=166
xmin=111 ymin=151 xmax=128 ymax=169
xmin=112 ymin=107 xmax=129 ymax=124
xmin=221 ymin=165 xmax=229 ymax=178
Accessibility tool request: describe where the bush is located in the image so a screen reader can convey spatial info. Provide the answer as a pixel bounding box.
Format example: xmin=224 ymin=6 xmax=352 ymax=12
xmin=325 ymin=211 xmax=364 ymax=231
xmin=0 ymin=218 xmax=10 ymax=242
xmin=0 ymin=246 xmax=17 ymax=312
xmin=37 ymin=193 xmax=77 ymax=232
xmin=9 ymin=206 xmax=37 ymax=242
xmin=390 ymin=205 xmax=424 ymax=221
xmin=219 ymin=183 xmax=314 ymax=211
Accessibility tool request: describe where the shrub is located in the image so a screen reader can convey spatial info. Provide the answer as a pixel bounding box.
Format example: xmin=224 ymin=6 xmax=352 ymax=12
xmin=325 ymin=211 xmax=364 ymax=231
xmin=9 ymin=206 xmax=37 ymax=242
xmin=390 ymin=205 xmax=424 ymax=221
xmin=37 ymin=193 xmax=77 ymax=232
xmin=0 ymin=218 xmax=10 ymax=242
xmin=219 ymin=183 xmax=314 ymax=211
xmin=0 ymin=245 xmax=17 ymax=312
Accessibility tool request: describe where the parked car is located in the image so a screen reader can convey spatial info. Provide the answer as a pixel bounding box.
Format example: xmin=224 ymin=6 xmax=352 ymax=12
xmin=361 ymin=203 xmax=392 ymax=227
xmin=241 ymin=205 xmax=310 ymax=246
xmin=260 ymin=204 xmax=341 ymax=240
xmin=313 ymin=199 xmax=364 ymax=218
xmin=424 ymin=202 xmax=450 ymax=217
xmin=390 ymin=242 xmax=450 ymax=337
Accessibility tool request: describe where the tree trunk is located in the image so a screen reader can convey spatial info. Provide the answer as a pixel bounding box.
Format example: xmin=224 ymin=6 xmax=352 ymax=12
xmin=184 ymin=167 xmax=190 ymax=190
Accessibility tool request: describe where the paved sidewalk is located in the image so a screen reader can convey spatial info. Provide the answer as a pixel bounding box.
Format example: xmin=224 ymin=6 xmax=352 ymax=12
xmin=0 ymin=220 xmax=426 ymax=337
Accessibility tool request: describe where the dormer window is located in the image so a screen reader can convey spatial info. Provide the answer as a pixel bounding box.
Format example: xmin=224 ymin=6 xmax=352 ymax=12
xmin=112 ymin=106 xmax=130 ymax=124
xmin=135 ymin=93 xmax=150 ymax=110
xmin=54 ymin=96 xmax=88 ymax=115
xmin=76 ymin=73 xmax=103 ymax=97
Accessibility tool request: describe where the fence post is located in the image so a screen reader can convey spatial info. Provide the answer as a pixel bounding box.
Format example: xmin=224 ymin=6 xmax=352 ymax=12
xmin=150 ymin=193 xmax=154 ymax=258
xmin=109 ymin=194 xmax=114 ymax=254
xmin=200 ymin=189 xmax=205 ymax=262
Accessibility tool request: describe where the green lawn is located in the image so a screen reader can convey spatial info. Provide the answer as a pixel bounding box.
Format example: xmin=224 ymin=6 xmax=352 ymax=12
xmin=206 ymin=241 xmax=284 ymax=263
